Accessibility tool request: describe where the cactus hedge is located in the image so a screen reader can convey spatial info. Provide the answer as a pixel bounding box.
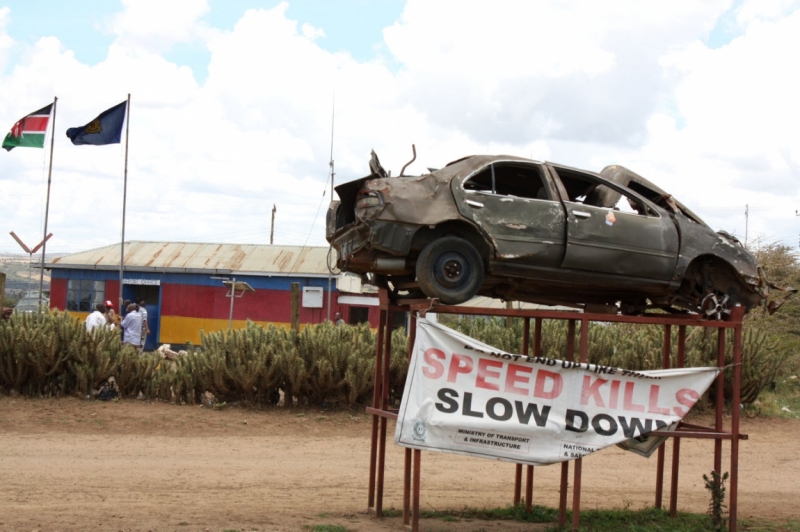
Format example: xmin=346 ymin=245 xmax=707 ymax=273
xmin=0 ymin=310 xmax=788 ymax=407
xmin=0 ymin=310 xmax=408 ymax=406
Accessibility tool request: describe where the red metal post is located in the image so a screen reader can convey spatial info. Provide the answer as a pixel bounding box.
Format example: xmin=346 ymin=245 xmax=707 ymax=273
xmin=571 ymin=318 xmax=589 ymax=530
xmin=514 ymin=464 xmax=522 ymax=505
xmin=729 ymin=307 xmax=744 ymax=530
xmin=655 ymin=324 xmax=672 ymax=508
xmin=559 ymin=319 xmax=576 ymax=527
xmin=714 ymin=327 xmax=726 ymax=479
xmin=559 ymin=462 xmax=569 ymax=528
xmin=572 ymin=458 xmax=582 ymax=532
xmin=412 ymin=449 xmax=421 ymax=532
xmin=375 ymin=306 xmax=392 ymax=515
xmin=403 ymin=312 xmax=417 ymax=525
xmin=403 ymin=448 xmax=411 ymax=526
xmin=525 ymin=465 xmax=534 ymax=513
xmin=520 ymin=317 xmax=534 ymax=511
xmin=669 ymin=325 xmax=686 ymax=517
xmin=368 ymin=298 xmax=387 ymax=511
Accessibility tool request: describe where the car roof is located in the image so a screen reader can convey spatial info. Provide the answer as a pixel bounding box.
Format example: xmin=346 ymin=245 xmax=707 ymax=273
xmin=440 ymin=156 xmax=709 ymax=227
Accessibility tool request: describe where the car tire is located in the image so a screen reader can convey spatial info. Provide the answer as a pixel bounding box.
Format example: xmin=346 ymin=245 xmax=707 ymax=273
xmin=416 ymin=237 xmax=484 ymax=305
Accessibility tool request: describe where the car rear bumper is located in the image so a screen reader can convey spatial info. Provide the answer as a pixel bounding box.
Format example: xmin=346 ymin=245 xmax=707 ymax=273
xmin=330 ymin=219 xmax=418 ymax=274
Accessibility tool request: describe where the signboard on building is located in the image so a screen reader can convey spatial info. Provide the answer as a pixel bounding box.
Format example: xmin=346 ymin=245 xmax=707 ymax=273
xmin=302 ymin=286 xmax=323 ymax=308
xmin=123 ymin=279 xmax=160 ymax=286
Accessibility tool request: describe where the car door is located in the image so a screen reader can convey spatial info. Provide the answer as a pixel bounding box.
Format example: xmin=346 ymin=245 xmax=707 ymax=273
xmin=548 ymin=165 xmax=679 ymax=280
xmin=452 ymin=161 xmax=565 ymax=268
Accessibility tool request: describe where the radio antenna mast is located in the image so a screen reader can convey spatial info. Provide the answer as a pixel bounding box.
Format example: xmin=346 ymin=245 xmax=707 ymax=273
xmin=327 ymin=94 xmax=335 ymax=320
xmin=329 ymin=94 xmax=336 ymax=198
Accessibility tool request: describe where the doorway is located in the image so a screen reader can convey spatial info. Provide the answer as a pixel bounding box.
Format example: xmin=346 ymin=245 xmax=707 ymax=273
xmin=122 ymin=283 xmax=161 ymax=351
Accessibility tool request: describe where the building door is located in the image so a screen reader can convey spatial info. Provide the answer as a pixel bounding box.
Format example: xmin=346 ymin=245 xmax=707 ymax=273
xmin=122 ymin=283 xmax=161 ymax=351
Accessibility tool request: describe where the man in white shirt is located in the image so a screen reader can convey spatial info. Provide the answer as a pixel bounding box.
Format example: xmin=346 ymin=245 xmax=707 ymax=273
xmin=120 ymin=303 xmax=143 ymax=348
xmin=85 ymin=303 xmax=108 ymax=331
xmin=138 ymin=299 xmax=151 ymax=348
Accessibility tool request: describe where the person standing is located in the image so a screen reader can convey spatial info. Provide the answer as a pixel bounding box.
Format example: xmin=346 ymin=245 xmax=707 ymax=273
xmin=120 ymin=303 xmax=142 ymax=349
xmin=138 ymin=299 xmax=151 ymax=350
xmin=85 ymin=303 xmax=107 ymax=331
xmin=334 ymin=312 xmax=345 ymax=326
xmin=104 ymin=300 xmax=116 ymax=330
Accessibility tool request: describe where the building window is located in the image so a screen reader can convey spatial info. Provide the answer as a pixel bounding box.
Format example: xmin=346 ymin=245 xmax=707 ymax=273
xmin=67 ymin=280 xmax=105 ymax=311
xmin=348 ymin=306 xmax=370 ymax=325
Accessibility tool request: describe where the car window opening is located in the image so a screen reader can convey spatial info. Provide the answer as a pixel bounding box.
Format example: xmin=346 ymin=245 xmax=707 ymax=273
xmin=464 ymin=164 xmax=549 ymax=200
xmin=554 ymin=167 xmax=652 ymax=217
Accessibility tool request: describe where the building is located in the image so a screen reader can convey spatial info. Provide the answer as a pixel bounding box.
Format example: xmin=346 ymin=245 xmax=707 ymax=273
xmin=46 ymin=241 xmax=383 ymax=349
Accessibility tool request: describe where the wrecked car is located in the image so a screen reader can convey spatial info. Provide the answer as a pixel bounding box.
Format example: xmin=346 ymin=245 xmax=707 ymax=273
xmin=326 ymin=152 xmax=777 ymax=317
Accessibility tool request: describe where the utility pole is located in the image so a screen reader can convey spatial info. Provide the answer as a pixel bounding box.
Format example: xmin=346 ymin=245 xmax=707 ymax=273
xmin=270 ymin=204 xmax=276 ymax=245
xmin=744 ymin=204 xmax=749 ymax=248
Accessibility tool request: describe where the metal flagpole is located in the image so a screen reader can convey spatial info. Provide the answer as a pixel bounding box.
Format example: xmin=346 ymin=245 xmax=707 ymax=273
xmin=37 ymin=96 xmax=57 ymax=315
xmin=119 ymin=94 xmax=131 ymax=309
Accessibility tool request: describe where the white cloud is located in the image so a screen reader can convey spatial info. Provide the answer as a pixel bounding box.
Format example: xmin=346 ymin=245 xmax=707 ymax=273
xmin=1 ymin=0 xmax=800 ymax=256
xmin=383 ymin=0 xmax=731 ymax=146
xmin=737 ymin=0 xmax=800 ymax=25
xmin=0 ymin=7 xmax=12 ymax=73
xmin=109 ymin=0 xmax=216 ymax=54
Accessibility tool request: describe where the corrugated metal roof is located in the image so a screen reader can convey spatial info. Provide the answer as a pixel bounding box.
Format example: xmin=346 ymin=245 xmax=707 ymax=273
xmin=47 ymin=241 xmax=335 ymax=276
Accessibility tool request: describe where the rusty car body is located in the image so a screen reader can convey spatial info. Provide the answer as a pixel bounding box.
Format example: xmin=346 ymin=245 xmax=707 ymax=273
xmin=326 ymin=153 xmax=774 ymax=317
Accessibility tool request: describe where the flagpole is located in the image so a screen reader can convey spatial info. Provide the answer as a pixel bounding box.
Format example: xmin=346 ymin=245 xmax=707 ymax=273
xmin=119 ymin=94 xmax=131 ymax=310
xmin=38 ymin=96 xmax=57 ymax=315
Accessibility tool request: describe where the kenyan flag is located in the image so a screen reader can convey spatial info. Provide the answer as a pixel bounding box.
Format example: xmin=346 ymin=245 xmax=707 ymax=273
xmin=2 ymin=104 xmax=53 ymax=151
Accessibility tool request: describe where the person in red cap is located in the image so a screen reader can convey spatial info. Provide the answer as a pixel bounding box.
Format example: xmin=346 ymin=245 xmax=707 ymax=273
xmin=104 ymin=300 xmax=117 ymax=330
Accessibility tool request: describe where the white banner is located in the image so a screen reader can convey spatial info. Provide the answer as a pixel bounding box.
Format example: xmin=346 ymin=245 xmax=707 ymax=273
xmin=394 ymin=319 xmax=719 ymax=466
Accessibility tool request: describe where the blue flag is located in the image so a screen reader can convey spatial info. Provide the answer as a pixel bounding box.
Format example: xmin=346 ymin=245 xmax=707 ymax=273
xmin=66 ymin=101 xmax=127 ymax=145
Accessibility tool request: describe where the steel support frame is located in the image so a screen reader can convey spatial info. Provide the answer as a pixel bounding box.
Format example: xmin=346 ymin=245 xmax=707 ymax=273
xmin=366 ymin=292 xmax=745 ymax=531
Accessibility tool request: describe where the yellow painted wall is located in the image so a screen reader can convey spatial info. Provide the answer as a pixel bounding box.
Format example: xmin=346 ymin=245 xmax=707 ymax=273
xmin=159 ymin=316 xmax=311 ymax=345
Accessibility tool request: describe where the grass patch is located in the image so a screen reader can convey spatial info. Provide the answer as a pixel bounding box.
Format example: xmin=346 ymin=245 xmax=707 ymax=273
xmin=383 ymin=505 xmax=735 ymax=531
xmin=740 ymin=518 xmax=800 ymax=531
xmin=307 ymin=525 xmax=351 ymax=532
xmin=383 ymin=504 xmax=557 ymax=523
xmin=564 ymin=506 xmax=710 ymax=531
xmin=746 ymin=379 xmax=800 ymax=418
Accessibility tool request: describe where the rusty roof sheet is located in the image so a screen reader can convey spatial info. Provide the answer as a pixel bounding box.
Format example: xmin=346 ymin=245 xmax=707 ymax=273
xmin=47 ymin=241 xmax=334 ymax=276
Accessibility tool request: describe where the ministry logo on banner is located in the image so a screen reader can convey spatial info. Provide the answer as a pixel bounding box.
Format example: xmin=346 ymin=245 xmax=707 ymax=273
xmin=394 ymin=319 xmax=719 ymax=466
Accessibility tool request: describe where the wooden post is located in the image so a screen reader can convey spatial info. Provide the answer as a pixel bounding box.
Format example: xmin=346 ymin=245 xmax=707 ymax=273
xmin=290 ymin=282 xmax=300 ymax=333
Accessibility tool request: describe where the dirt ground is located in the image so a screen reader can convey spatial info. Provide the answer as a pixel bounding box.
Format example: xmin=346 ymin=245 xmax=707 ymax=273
xmin=0 ymin=396 xmax=798 ymax=532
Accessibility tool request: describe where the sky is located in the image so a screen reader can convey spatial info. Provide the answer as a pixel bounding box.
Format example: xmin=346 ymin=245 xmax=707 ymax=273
xmin=1 ymin=0 xmax=799 ymax=257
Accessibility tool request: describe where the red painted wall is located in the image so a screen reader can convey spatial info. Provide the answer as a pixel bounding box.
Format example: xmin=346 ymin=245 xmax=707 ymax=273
xmin=49 ymin=278 xmax=67 ymax=310
xmin=161 ymin=284 xmax=342 ymax=325
xmin=47 ymin=277 xmax=377 ymax=327
xmin=104 ymin=280 xmax=120 ymax=307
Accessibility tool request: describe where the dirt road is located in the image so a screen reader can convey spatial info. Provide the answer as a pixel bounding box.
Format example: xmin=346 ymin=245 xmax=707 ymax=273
xmin=0 ymin=396 xmax=797 ymax=531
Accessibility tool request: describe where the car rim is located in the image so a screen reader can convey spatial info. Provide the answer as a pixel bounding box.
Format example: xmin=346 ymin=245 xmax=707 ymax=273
xmin=434 ymin=252 xmax=470 ymax=289
xmin=701 ymin=292 xmax=731 ymax=320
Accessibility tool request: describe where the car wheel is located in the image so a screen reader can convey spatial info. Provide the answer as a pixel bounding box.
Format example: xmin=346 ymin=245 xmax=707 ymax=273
xmin=416 ymin=237 xmax=484 ymax=305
